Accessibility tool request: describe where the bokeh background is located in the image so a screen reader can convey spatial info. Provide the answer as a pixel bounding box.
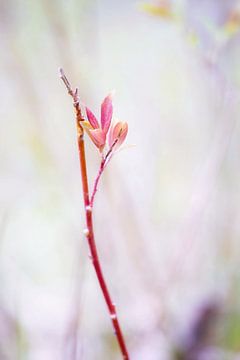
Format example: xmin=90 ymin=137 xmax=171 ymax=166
xmin=1 ymin=0 xmax=240 ymax=359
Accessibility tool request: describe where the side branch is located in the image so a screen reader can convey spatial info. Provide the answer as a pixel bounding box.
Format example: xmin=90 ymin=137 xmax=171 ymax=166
xmin=90 ymin=137 xmax=119 ymax=207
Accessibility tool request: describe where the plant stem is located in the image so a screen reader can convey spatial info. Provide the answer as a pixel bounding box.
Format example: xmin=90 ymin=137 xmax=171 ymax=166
xmin=90 ymin=158 xmax=105 ymax=207
xmin=90 ymin=137 xmax=119 ymax=207
xmin=78 ymin=133 xmax=129 ymax=359
xmin=60 ymin=70 xmax=130 ymax=359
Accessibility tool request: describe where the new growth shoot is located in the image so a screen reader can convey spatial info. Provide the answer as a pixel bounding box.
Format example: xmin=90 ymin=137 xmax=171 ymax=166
xmin=59 ymin=68 xmax=130 ymax=359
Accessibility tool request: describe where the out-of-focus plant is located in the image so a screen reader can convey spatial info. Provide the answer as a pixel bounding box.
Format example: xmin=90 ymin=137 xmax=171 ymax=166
xmin=60 ymin=69 xmax=129 ymax=359
xmin=173 ymin=301 xmax=220 ymax=360
xmin=141 ymin=0 xmax=240 ymax=54
xmin=223 ymin=6 xmax=240 ymax=37
xmin=172 ymin=298 xmax=240 ymax=359
xmin=140 ymin=0 xmax=175 ymax=19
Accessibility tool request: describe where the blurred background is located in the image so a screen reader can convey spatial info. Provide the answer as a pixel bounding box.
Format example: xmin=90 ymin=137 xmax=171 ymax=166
xmin=1 ymin=0 xmax=240 ymax=359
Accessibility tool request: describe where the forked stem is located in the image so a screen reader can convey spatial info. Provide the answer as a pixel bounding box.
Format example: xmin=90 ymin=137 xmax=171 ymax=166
xmin=60 ymin=69 xmax=130 ymax=359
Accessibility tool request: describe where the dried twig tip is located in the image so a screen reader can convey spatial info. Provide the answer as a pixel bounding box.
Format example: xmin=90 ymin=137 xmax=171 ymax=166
xmin=59 ymin=67 xmax=73 ymax=95
xmin=59 ymin=67 xmax=64 ymax=78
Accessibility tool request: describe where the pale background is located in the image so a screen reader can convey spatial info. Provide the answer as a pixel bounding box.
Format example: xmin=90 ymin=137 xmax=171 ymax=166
xmin=1 ymin=0 xmax=240 ymax=359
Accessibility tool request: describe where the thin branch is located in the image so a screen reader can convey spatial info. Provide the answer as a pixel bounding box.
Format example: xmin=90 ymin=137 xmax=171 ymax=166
xmin=90 ymin=137 xmax=120 ymax=207
xmin=60 ymin=69 xmax=130 ymax=360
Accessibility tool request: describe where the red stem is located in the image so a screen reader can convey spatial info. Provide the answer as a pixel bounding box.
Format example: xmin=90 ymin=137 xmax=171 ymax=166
xmin=60 ymin=70 xmax=129 ymax=359
xmin=78 ymin=135 xmax=129 ymax=359
xmin=90 ymin=137 xmax=119 ymax=207
xmin=90 ymin=158 xmax=105 ymax=207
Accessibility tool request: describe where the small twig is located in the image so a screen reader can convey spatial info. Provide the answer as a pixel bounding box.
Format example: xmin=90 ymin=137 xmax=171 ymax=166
xmin=59 ymin=68 xmax=84 ymax=130
xmin=60 ymin=69 xmax=130 ymax=360
xmin=90 ymin=137 xmax=119 ymax=207
xmin=59 ymin=68 xmax=73 ymax=96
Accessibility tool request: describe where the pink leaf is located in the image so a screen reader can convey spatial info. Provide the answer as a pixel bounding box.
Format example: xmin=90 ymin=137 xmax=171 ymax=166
xmin=108 ymin=122 xmax=128 ymax=150
xmin=86 ymin=107 xmax=99 ymax=129
xmin=88 ymin=128 xmax=106 ymax=151
xmin=101 ymin=94 xmax=113 ymax=134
